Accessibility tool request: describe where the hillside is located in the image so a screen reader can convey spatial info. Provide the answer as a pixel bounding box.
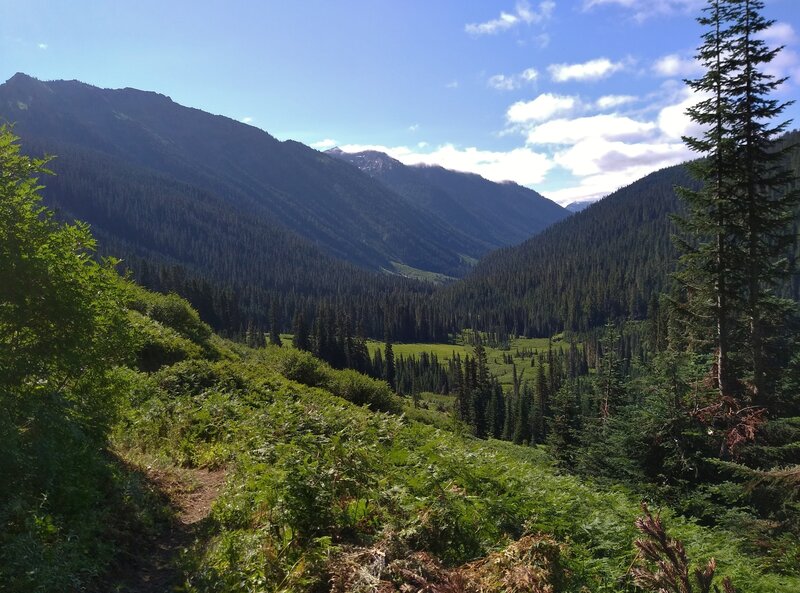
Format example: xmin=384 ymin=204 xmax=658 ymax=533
xmin=4 ymin=135 xmax=796 ymax=591
xmin=438 ymin=164 xmax=694 ymax=335
xmin=440 ymin=130 xmax=800 ymax=337
xmin=0 ymin=73 xmax=487 ymax=277
xmin=15 ymin=134 xmax=440 ymax=336
xmin=328 ymin=148 xmax=569 ymax=250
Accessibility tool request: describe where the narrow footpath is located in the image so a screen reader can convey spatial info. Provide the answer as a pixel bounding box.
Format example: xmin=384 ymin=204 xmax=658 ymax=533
xmin=113 ymin=466 xmax=226 ymax=593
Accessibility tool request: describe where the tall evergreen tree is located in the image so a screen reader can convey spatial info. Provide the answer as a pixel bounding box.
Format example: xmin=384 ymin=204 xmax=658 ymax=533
xmin=678 ymin=0 xmax=798 ymax=410
xmin=726 ymin=0 xmax=799 ymax=405
xmin=384 ymin=338 xmax=396 ymax=391
xmin=269 ymin=303 xmax=282 ymax=347
xmin=292 ymin=310 xmax=311 ymax=351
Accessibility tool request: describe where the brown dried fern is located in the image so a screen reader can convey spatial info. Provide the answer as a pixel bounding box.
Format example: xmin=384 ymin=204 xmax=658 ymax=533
xmin=631 ymin=503 xmax=736 ymax=593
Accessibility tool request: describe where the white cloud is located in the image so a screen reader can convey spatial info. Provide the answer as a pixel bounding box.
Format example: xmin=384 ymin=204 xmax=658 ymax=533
xmin=760 ymin=22 xmax=797 ymax=46
xmin=240 ymin=116 xmax=254 ymax=124
xmin=526 ymin=114 xmax=656 ymax=145
xmin=408 ymin=123 xmax=420 ymax=132
xmin=583 ymin=0 xmax=703 ymax=21
xmin=548 ymin=58 xmax=625 ymax=82
xmin=37 ymin=43 xmax=47 ymax=50
xmin=534 ymin=33 xmax=551 ymax=48
xmin=507 ymin=93 xmax=577 ymax=123
xmin=488 ymin=74 xmax=518 ymax=91
xmin=554 ymin=137 xmax=688 ymax=176
xmin=465 ymin=1 xmax=555 ymax=36
xmin=652 ymin=53 xmax=702 ymax=77
xmin=656 ymin=88 xmax=706 ymax=140
xmin=542 ymin=136 xmax=692 ymax=204
xmin=446 ymin=80 xmax=459 ymax=89
xmin=765 ymin=48 xmax=800 ymax=88
xmin=521 ymin=90 xmax=703 ymax=204
xmin=311 ymin=138 xmax=338 ymax=149
xmin=337 ymin=142 xmax=554 ymax=186
xmin=596 ymin=94 xmax=637 ymax=109
xmin=488 ymin=67 xmax=539 ymax=91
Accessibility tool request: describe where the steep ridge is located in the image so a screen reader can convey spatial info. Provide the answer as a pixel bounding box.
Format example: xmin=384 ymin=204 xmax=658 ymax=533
xmin=0 ymin=73 xmax=486 ymax=276
xmin=440 ymin=129 xmax=800 ymax=337
xmin=438 ymin=163 xmax=696 ymax=336
xmin=328 ymin=147 xmax=569 ymax=249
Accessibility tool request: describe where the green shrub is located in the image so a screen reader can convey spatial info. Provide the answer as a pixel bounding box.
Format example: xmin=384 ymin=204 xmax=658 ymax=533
xmin=324 ymin=368 xmax=401 ymax=413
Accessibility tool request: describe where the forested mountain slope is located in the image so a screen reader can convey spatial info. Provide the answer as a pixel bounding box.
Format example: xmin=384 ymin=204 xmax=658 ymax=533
xmin=0 ymin=73 xmax=487 ymax=277
xmin=328 ymin=148 xmax=569 ymax=249
xmin=20 ymin=136 xmax=436 ymax=334
xmin=5 ymin=129 xmax=796 ymax=591
xmin=439 ymin=163 xmax=697 ymax=335
xmin=440 ymin=130 xmax=800 ymax=337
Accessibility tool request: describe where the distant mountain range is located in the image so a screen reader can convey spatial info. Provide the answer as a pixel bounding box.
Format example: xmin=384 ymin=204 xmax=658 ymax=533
xmin=5 ymin=72 xmax=791 ymax=339
xmin=564 ymin=200 xmax=597 ymax=213
xmin=327 ymin=148 xmax=568 ymax=250
xmin=0 ymin=73 xmax=567 ymax=281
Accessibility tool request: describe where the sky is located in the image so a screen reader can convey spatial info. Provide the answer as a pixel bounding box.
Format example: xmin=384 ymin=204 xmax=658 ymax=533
xmin=1 ymin=0 xmax=799 ymax=206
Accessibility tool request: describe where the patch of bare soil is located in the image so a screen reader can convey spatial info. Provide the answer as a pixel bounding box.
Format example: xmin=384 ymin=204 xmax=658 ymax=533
xmin=109 ymin=465 xmax=226 ymax=593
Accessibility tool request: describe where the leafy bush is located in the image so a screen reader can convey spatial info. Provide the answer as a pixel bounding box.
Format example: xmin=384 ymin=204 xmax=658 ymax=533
xmin=126 ymin=284 xmax=214 ymax=349
xmin=324 ymin=368 xmax=401 ymax=413
xmin=128 ymin=310 xmax=205 ymax=371
xmin=0 ymin=127 xmax=140 ymax=590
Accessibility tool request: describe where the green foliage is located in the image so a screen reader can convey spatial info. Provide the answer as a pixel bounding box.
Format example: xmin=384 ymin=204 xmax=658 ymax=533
xmin=127 ymin=309 xmax=205 ymax=371
xmin=0 ymin=126 xmax=147 ymax=591
xmin=112 ymin=340 xmax=799 ymax=592
xmin=255 ymin=345 xmax=401 ymax=413
xmin=325 ymin=368 xmax=400 ymax=413
xmin=127 ymin=284 xmax=213 ymax=345
xmin=0 ymin=126 xmax=132 ymax=433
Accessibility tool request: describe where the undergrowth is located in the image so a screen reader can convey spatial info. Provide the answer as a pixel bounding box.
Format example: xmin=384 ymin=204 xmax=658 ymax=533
xmin=115 ymin=335 xmax=800 ymax=593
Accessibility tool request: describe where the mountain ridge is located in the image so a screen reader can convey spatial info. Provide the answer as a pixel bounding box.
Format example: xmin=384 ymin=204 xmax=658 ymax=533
xmin=327 ymin=146 xmax=569 ymax=250
xmin=0 ymin=73 xmax=491 ymax=276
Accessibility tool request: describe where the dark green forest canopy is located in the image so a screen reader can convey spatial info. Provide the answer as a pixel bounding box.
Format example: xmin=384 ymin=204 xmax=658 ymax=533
xmin=440 ymin=129 xmax=800 ymax=337
xmin=1 ymin=73 xmax=797 ymax=342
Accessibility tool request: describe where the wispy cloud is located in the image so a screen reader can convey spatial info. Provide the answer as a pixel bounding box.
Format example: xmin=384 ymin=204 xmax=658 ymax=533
xmin=652 ymin=53 xmax=702 ymax=78
xmin=239 ymin=116 xmax=254 ymax=124
xmin=37 ymin=43 xmax=48 ymax=50
xmin=596 ymin=94 xmax=637 ymax=109
xmin=408 ymin=123 xmax=420 ymax=132
xmin=311 ymin=138 xmax=338 ymax=149
xmin=548 ymin=58 xmax=627 ymax=82
xmin=761 ymin=22 xmax=797 ymax=46
xmin=445 ymin=80 xmax=459 ymax=89
xmin=507 ymin=93 xmax=577 ymax=123
xmin=465 ymin=1 xmax=555 ymax=36
xmin=488 ymin=67 xmax=538 ymax=91
xmin=582 ymin=0 xmax=703 ymax=22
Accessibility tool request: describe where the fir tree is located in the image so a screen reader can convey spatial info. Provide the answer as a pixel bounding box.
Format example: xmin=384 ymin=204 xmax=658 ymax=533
xmin=726 ymin=0 xmax=799 ymax=405
xmin=384 ymin=338 xmax=396 ymax=391
xmin=292 ymin=310 xmax=311 ymax=351
xmin=269 ymin=303 xmax=282 ymax=347
xmin=678 ymin=0 xmax=798 ymax=409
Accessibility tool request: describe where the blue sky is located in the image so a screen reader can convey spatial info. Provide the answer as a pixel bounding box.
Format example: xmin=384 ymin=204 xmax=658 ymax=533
xmin=2 ymin=0 xmax=798 ymax=205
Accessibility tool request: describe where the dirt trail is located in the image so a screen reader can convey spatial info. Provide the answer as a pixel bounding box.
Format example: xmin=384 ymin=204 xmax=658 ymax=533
xmin=113 ymin=466 xmax=226 ymax=593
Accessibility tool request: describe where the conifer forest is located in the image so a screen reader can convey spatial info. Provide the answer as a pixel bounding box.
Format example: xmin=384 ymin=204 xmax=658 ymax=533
xmin=1 ymin=1 xmax=799 ymax=591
